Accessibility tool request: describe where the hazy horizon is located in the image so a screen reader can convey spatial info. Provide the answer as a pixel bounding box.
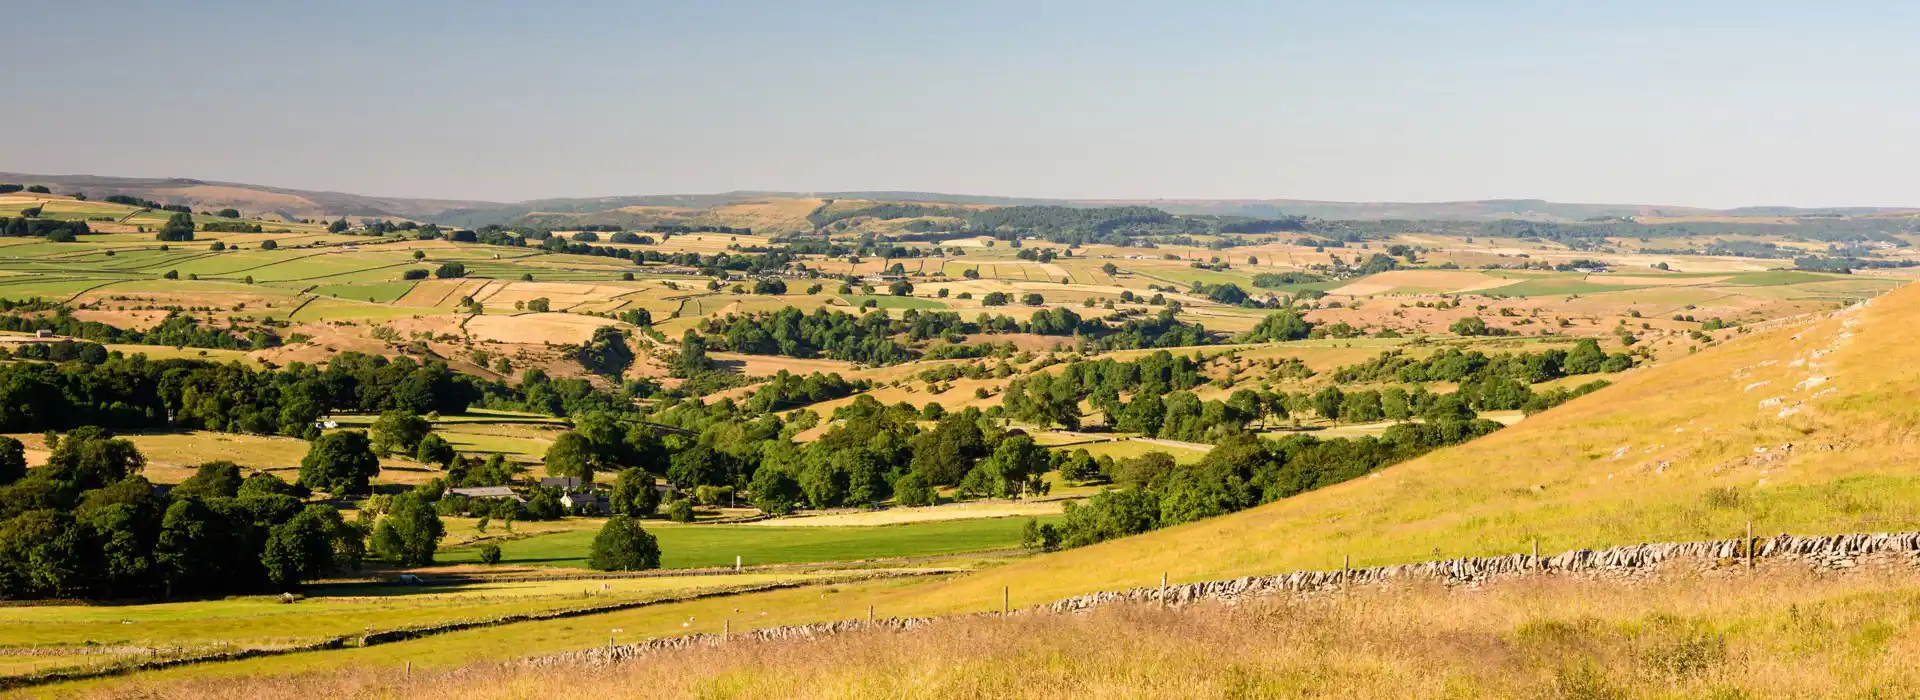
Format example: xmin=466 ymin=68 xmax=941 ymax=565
xmin=4 ymin=1 xmax=1916 ymax=209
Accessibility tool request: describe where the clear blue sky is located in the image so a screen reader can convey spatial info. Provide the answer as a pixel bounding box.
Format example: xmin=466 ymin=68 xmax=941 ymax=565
xmin=3 ymin=1 xmax=1915 ymax=207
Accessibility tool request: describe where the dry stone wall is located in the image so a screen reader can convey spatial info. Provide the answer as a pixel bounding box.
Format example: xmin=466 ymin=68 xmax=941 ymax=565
xmin=532 ymin=530 xmax=1920 ymax=667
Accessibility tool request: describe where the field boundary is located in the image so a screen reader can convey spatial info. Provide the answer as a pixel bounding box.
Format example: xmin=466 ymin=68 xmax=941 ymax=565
xmin=525 ymin=529 xmax=1920 ymax=668
xmin=0 ymin=571 xmax=949 ymax=690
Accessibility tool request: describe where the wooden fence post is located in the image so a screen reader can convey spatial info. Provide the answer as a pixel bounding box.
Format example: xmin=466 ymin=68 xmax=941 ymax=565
xmin=1532 ymin=538 xmax=1540 ymax=570
xmin=1002 ymin=586 xmax=1009 ymax=615
xmin=1160 ymin=572 xmax=1167 ymax=605
xmin=868 ymin=605 xmax=874 ymax=624
xmin=1343 ymin=554 xmax=1350 ymax=582
xmin=1746 ymin=520 xmax=1755 ymax=570
xmin=724 ymin=619 xmax=731 ymax=643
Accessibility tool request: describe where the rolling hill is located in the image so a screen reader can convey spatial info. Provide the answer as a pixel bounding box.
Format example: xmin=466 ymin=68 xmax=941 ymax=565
xmin=61 ymin=253 xmax=1920 ymax=698
xmin=6 ymin=171 xmax=1914 ymax=229
xmin=877 ymin=280 xmax=1913 ymax=608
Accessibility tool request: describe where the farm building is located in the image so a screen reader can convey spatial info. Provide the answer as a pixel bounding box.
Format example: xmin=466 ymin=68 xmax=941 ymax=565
xmin=449 ymin=486 xmax=525 ymax=503
xmin=540 ymin=476 xmax=588 ymax=490
xmin=561 ymin=491 xmax=609 ymax=515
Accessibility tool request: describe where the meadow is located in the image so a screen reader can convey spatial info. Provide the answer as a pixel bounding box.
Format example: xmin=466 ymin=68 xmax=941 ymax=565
xmin=91 ymin=567 xmax=1920 ymax=699
xmin=437 ymin=517 xmax=1047 ymax=570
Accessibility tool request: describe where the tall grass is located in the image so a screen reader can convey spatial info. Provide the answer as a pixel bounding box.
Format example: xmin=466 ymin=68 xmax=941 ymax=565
xmin=95 ymin=567 xmax=1920 ymax=698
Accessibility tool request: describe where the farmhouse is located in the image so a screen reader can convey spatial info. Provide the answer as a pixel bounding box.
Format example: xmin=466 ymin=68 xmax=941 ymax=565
xmin=561 ymin=491 xmax=609 ymax=515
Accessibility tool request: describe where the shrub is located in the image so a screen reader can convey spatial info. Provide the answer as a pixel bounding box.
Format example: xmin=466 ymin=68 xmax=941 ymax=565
xmin=664 ymin=498 xmax=695 ymax=523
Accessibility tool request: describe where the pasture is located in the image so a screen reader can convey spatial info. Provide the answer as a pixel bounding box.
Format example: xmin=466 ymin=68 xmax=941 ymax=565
xmin=438 ymin=517 xmax=1045 ymax=570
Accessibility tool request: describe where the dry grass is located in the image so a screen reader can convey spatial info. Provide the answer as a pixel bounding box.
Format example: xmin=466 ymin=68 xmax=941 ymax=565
xmin=89 ymin=567 xmax=1920 ymax=699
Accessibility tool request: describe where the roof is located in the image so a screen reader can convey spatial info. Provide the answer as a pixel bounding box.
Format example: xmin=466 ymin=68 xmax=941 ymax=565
xmin=563 ymin=491 xmax=609 ymax=503
xmin=448 ymin=486 xmax=523 ymax=500
xmin=540 ymin=477 xmax=586 ymax=489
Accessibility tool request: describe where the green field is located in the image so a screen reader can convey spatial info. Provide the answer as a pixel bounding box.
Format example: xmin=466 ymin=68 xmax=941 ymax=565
xmin=0 ymin=572 xmax=828 ymax=655
xmin=839 ymin=294 xmax=947 ymax=309
xmin=441 ymin=517 xmax=1044 ymax=569
xmin=310 ymin=280 xmax=420 ymax=303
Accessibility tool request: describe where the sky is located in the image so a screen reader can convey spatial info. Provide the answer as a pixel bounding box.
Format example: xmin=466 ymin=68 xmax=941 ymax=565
xmin=2 ymin=0 xmax=1916 ymax=207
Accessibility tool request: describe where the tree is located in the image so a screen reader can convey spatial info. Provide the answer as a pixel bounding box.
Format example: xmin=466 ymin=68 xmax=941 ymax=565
xmin=1312 ymin=387 xmax=1346 ymax=422
xmin=370 ymin=410 xmax=431 ymax=457
xmin=299 ymin=430 xmax=380 ymax=494
xmin=663 ymin=498 xmax=695 ymax=523
xmin=544 ymin=431 xmax=601 ymax=484
xmin=888 ymin=280 xmax=914 ymax=296
xmin=239 ymin=471 xmax=300 ymax=499
xmin=610 ymin=467 xmax=661 ymax=517
xmin=262 ymin=505 xmax=348 ymax=589
xmin=478 ymin=543 xmax=502 ymax=565
xmin=1246 ymin=310 xmax=1312 ymax=342
xmin=153 ymin=498 xmax=220 ymax=597
xmin=1450 ymin=316 xmax=1491 ymax=336
xmin=217 ymin=208 xmax=240 ymax=218
xmin=0 ymin=510 xmax=86 ymax=597
xmin=587 ymin=516 xmax=661 ymax=571
xmin=748 ymin=466 xmax=802 ymax=515
xmin=328 ymin=219 xmax=349 ymax=233
xmin=173 ymin=460 xmax=243 ymax=499
xmin=577 ymin=326 xmax=634 ymax=378
xmin=156 ymin=212 xmax=195 ymax=242
xmin=260 ymin=239 xmax=278 ymax=250
xmin=960 ymin=434 xmax=1048 ymax=499
xmin=1021 ymin=518 xmax=1060 ymax=551
xmin=672 ymin=330 xmax=713 ymax=377
xmin=1101 ymin=262 xmax=1119 ymax=275
xmin=1563 ymin=338 xmax=1607 ymax=375
xmin=1057 ymin=448 xmax=1100 ymax=483
xmin=434 ymin=262 xmax=467 ymax=279
xmin=44 ymin=427 xmax=145 ymax=490
xmin=370 ymin=492 xmax=443 ymax=567
xmin=0 ymin=436 xmax=22 ymax=486
xmin=414 ymin=433 xmax=456 ymax=467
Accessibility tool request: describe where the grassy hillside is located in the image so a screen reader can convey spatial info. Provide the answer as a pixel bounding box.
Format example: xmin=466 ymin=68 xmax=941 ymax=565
xmin=884 ymin=281 xmax=1917 ymax=607
xmin=114 ymin=569 xmax=1920 ymax=698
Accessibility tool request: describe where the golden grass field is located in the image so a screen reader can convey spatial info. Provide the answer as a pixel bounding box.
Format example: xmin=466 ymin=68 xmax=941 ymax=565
xmin=83 ymin=566 xmax=1920 ymax=699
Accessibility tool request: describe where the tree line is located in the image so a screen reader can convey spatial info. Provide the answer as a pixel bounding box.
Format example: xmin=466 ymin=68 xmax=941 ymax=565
xmin=0 ymin=309 xmax=283 ymax=351
xmin=0 ymin=429 xmax=368 ymax=599
xmin=0 ymin=352 xmax=485 ymax=437
xmin=1030 ymin=421 xmax=1502 ymax=550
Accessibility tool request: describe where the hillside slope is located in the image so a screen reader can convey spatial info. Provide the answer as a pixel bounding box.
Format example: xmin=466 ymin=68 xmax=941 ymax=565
xmin=881 ymin=284 xmax=1915 ymax=609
